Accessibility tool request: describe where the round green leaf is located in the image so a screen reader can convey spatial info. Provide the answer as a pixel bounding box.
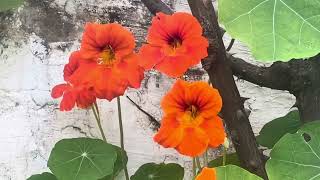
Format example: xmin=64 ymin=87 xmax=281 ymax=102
xmin=100 ymin=145 xmax=128 ymax=180
xmin=266 ymin=121 xmax=320 ymax=180
xmin=216 ymin=165 xmax=263 ymax=180
xmin=257 ymin=110 xmax=302 ymax=148
xmin=0 ymin=0 xmax=24 ymax=12
xmin=208 ymin=153 xmax=241 ymax=167
xmin=130 ymin=163 xmax=184 ymax=180
xmin=48 ymin=138 xmax=117 ymax=180
xmin=27 ymin=172 xmax=57 ymax=180
xmin=218 ymin=0 xmax=320 ymax=61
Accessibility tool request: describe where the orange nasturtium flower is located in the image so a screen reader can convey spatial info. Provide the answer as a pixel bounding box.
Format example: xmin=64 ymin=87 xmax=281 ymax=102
xmin=139 ymin=12 xmax=209 ymax=77
xmin=77 ymin=23 xmax=145 ymax=100
xmin=154 ymin=80 xmax=226 ymax=157
xmin=195 ymin=167 xmax=217 ymax=180
xmin=51 ymin=51 xmax=96 ymax=111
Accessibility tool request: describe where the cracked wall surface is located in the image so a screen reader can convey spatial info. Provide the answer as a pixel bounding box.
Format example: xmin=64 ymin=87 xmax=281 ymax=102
xmin=0 ymin=0 xmax=295 ymax=179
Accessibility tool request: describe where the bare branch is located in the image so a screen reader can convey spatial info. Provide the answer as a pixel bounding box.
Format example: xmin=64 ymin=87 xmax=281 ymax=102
xmin=126 ymin=95 xmax=160 ymax=130
xmin=229 ymin=55 xmax=291 ymax=91
xmin=226 ymin=38 xmax=235 ymax=52
xmin=141 ymin=0 xmax=173 ymax=15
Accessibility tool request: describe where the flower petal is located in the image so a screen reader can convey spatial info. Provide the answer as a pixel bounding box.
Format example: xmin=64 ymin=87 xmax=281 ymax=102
xmin=117 ymin=54 xmax=144 ymax=88
xmin=161 ymin=79 xmax=188 ymax=116
xmin=138 ymin=44 xmax=163 ymax=70
xmin=60 ymin=91 xmax=77 ymax=111
xmin=184 ymin=81 xmax=222 ymax=119
xmin=176 ymin=127 xmax=209 ymax=157
xmin=196 ymin=167 xmax=217 ymax=180
xmin=63 ymin=51 xmax=81 ymax=81
xmin=199 ymin=116 xmax=226 ymax=148
xmin=154 ymin=114 xmax=184 ymax=148
xmin=154 ymin=55 xmax=194 ymax=77
xmin=76 ymin=88 xmax=96 ymax=109
xmin=51 ymin=84 xmax=69 ymax=98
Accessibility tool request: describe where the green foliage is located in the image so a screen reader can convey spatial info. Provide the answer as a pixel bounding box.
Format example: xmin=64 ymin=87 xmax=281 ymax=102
xmin=101 ymin=145 xmax=128 ymax=180
xmin=130 ymin=163 xmax=184 ymax=180
xmin=47 ymin=138 xmax=117 ymax=180
xmin=216 ymin=165 xmax=263 ymax=180
xmin=257 ymin=110 xmax=302 ymax=148
xmin=0 ymin=0 xmax=24 ymax=12
xmin=208 ymin=153 xmax=241 ymax=167
xmin=27 ymin=172 xmax=57 ymax=180
xmin=266 ymin=121 xmax=320 ymax=180
xmin=218 ymin=0 xmax=320 ymax=61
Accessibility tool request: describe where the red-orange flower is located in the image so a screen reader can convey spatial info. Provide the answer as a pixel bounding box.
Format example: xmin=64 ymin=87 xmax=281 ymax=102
xmin=154 ymin=80 xmax=225 ymax=157
xmin=139 ymin=12 xmax=209 ymax=77
xmin=195 ymin=167 xmax=217 ymax=180
xmin=51 ymin=51 xmax=96 ymax=111
xmin=77 ymin=23 xmax=144 ymax=100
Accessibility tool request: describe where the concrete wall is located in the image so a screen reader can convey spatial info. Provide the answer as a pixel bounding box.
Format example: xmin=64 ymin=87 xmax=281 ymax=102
xmin=0 ymin=0 xmax=295 ymax=179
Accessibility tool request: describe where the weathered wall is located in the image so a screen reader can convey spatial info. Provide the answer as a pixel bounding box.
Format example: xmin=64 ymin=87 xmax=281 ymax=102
xmin=0 ymin=0 xmax=295 ymax=179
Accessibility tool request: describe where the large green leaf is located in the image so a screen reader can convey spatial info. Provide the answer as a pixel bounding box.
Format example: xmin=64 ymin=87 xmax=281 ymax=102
xmin=48 ymin=138 xmax=117 ymax=180
xmin=216 ymin=165 xmax=263 ymax=180
xmin=208 ymin=153 xmax=241 ymax=167
xmin=27 ymin=172 xmax=57 ymax=180
xmin=101 ymin=145 xmax=128 ymax=180
xmin=266 ymin=121 xmax=320 ymax=180
xmin=0 ymin=0 xmax=24 ymax=12
xmin=130 ymin=163 xmax=184 ymax=180
xmin=257 ymin=110 xmax=302 ymax=148
xmin=218 ymin=0 xmax=320 ymax=61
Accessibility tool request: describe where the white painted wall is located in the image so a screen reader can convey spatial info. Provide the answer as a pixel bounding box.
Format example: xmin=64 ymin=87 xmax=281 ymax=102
xmin=0 ymin=0 xmax=295 ymax=179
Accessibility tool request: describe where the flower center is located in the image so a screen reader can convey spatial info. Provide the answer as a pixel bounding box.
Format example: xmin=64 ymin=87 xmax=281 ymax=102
xmin=187 ymin=105 xmax=198 ymax=119
xmin=98 ymin=45 xmax=115 ymax=66
xmin=169 ymin=37 xmax=182 ymax=49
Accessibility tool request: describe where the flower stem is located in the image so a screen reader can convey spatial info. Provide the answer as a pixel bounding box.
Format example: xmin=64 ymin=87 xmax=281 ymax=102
xmin=204 ymin=150 xmax=208 ymax=167
xmin=222 ymin=146 xmax=227 ymax=166
xmin=192 ymin=158 xmax=196 ymax=177
xmin=196 ymin=157 xmax=202 ymax=170
xmin=117 ymin=97 xmax=129 ymax=180
xmin=92 ymin=103 xmax=107 ymax=142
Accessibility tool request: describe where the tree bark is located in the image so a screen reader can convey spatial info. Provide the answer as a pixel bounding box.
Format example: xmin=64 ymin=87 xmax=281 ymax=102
xmin=230 ymin=53 xmax=320 ymax=123
xmin=186 ymin=0 xmax=267 ymax=178
xmin=289 ymin=56 xmax=320 ymax=123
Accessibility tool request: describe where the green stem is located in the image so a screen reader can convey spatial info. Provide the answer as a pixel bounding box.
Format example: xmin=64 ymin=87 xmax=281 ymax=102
xmin=222 ymin=146 xmax=227 ymax=166
xmin=92 ymin=104 xmax=107 ymax=142
xmin=117 ymin=97 xmax=130 ymax=180
xmin=196 ymin=157 xmax=201 ymax=170
xmin=204 ymin=150 xmax=208 ymax=167
xmin=192 ymin=158 xmax=196 ymax=177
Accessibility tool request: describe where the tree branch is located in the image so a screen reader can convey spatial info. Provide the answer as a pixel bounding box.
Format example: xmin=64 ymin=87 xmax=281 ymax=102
xmin=229 ymin=55 xmax=291 ymax=91
xmin=126 ymin=95 xmax=160 ymax=130
xmin=141 ymin=0 xmax=173 ymax=15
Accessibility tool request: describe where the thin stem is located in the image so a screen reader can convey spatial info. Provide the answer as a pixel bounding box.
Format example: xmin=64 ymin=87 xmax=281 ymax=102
xmin=222 ymin=146 xmax=227 ymax=166
xmin=192 ymin=158 xmax=196 ymax=177
xmin=92 ymin=104 xmax=107 ymax=142
xmin=204 ymin=150 xmax=208 ymax=167
xmin=117 ymin=97 xmax=130 ymax=180
xmin=196 ymin=157 xmax=201 ymax=170
xmin=94 ymin=102 xmax=100 ymax=116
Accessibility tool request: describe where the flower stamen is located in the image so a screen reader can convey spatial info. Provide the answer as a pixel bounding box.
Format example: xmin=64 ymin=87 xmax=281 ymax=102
xmin=99 ymin=45 xmax=115 ymax=66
